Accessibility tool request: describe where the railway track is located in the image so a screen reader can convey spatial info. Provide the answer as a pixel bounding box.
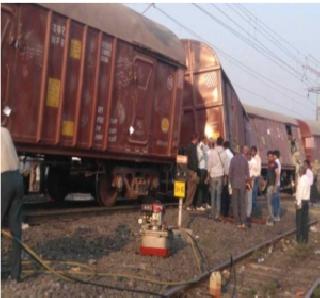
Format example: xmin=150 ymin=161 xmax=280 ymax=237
xmin=23 ymin=202 xmax=178 ymax=224
xmin=164 ymin=220 xmax=320 ymax=297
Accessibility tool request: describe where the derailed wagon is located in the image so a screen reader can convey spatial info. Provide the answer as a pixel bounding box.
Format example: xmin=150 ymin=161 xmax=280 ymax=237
xmin=180 ymin=39 xmax=248 ymax=151
xmin=297 ymin=120 xmax=320 ymax=163
xmin=179 ymin=39 xmax=309 ymax=191
xmin=1 ymin=3 xmax=185 ymax=205
xmin=244 ymin=104 xmax=306 ymax=190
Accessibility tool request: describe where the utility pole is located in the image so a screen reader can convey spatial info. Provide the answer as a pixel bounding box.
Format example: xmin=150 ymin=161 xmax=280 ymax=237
xmin=303 ymin=64 xmax=320 ymax=77
xmin=304 ymin=63 xmax=320 ymax=120
xmin=308 ymin=87 xmax=320 ymax=120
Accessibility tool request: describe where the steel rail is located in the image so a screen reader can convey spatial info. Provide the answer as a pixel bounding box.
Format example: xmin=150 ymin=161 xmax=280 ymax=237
xmin=24 ymin=203 xmax=178 ymax=224
xmin=305 ymin=277 xmax=320 ymax=298
xmin=163 ymin=220 xmax=319 ymax=297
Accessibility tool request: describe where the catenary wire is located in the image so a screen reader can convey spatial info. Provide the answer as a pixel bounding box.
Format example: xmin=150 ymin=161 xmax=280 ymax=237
xmin=235 ymin=4 xmax=320 ymax=82
xmin=150 ymin=4 xmax=314 ymax=116
xmin=141 ymin=3 xmax=153 ymax=15
xmin=212 ymin=4 xmax=303 ymax=72
xmin=193 ymin=4 xmax=308 ymax=82
xmin=208 ymin=3 xmax=316 ymax=107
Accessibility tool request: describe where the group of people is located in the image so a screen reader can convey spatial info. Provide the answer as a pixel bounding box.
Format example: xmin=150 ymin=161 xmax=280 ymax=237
xmin=183 ymin=134 xmax=314 ymax=234
xmin=1 ymin=127 xmax=316 ymax=284
xmin=183 ymin=134 xmax=263 ymax=228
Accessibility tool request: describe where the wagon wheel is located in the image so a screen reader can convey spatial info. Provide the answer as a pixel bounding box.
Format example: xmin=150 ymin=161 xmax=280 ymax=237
xmin=47 ymin=167 xmax=69 ymax=202
xmin=97 ymin=174 xmax=118 ymax=207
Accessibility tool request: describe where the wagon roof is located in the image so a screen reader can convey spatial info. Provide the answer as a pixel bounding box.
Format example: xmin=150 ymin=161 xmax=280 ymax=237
xmin=243 ymin=104 xmax=298 ymax=125
xmin=181 ymin=39 xmax=222 ymax=68
xmin=40 ymin=3 xmax=185 ymax=66
xmin=304 ymin=120 xmax=320 ymax=136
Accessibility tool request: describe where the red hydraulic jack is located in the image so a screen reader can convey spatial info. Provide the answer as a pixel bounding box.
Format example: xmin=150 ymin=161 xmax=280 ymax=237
xmin=138 ymin=202 xmax=171 ymax=257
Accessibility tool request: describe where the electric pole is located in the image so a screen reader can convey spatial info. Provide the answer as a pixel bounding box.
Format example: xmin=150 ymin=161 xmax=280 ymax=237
xmin=304 ymin=64 xmax=320 ymax=120
xmin=308 ymin=87 xmax=320 ymax=120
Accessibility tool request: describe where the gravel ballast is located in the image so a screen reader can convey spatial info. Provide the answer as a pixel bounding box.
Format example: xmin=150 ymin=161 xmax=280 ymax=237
xmin=1 ymin=199 xmax=318 ymax=297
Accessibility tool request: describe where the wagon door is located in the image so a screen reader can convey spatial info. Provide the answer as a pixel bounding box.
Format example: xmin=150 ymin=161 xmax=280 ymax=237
xmin=1 ymin=5 xmax=16 ymax=110
xmin=108 ymin=43 xmax=155 ymax=154
xmin=2 ymin=4 xmax=48 ymax=143
xmin=128 ymin=56 xmax=154 ymax=146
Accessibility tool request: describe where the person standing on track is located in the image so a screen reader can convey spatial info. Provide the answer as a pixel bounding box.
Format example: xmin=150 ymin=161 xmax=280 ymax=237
xmin=266 ymin=151 xmax=280 ymax=226
xmin=195 ymin=137 xmax=208 ymax=211
xmin=229 ymin=145 xmax=250 ymax=228
xmin=246 ymin=152 xmax=255 ymax=227
xmin=208 ymin=137 xmax=227 ymax=220
xmin=304 ymin=159 xmax=314 ymax=187
xmin=221 ymin=141 xmax=233 ymax=217
xmin=1 ymin=125 xmax=24 ymax=282
xmin=273 ymin=150 xmax=281 ymax=221
xmin=250 ymin=146 xmax=261 ymax=214
xmin=184 ymin=135 xmax=199 ymax=211
xmin=295 ymin=166 xmax=311 ymax=243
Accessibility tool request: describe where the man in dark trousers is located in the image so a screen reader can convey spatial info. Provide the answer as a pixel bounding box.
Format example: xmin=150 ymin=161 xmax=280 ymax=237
xmin=295 ymin=166 xmax=311 ymax=243
xmin=221 ymin=141 xmax=233 ymax=217
xmin=266 ymin=151 xmax=279 ymax=226
xmin=1 ymin=126 xmax=24 ymax=282
xmin=229 ymin=145 xmax=250 ymax=228
xmin=184 ymin=134 xmax=199 ymax=210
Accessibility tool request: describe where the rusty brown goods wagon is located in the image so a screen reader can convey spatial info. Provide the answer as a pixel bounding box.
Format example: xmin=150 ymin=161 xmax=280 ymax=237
xmin=298 ymin=120 xmax=320 ymax=163
xmin=244 ymin=104 xmax=307 ymax=190
xmin=180 ymin=39 xmax=247 ymax=151
xmin=1 ymin=3 xmax=185 ymax=205
xmin=244 ymin=105 xmax=306 ymax=169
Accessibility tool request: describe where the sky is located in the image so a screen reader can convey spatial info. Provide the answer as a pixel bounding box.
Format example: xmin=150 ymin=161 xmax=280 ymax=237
xmin=126 ymin=3 xmax=320 ymax=120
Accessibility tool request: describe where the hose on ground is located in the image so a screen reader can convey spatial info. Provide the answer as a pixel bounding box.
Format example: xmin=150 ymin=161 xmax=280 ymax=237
xmin=1 ymin=229 xmax=206 ymax=294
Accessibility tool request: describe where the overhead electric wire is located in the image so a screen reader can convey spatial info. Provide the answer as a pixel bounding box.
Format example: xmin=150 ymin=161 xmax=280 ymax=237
xmin=235 ymin=4 xmax=320 ymax=80
xmin=233 ymin=83 xmax=304 ymax=118
xmin=237 ymin=4 xmax=304 ymax=60
xmin=210 ymin=3 xmax=315 ymax=105
xmin=226 ymin=3 xmax=313 ymax=87
xmin=227 ymin=4 xmax=320 ymax=89
xmin=193 ymin=4 xmax=307 ymax=83
xmin=308 ymin=55 xmax=320 ymax=66
xmin=208 ymin=3 xmax=316 ymax=107
xmin=214 ymin=4 xmax=303 ymax=70
xmin=141 ymin=3 xmax=153 ymax=15
xmin=151 ymin=4 xmax=314 ymax=115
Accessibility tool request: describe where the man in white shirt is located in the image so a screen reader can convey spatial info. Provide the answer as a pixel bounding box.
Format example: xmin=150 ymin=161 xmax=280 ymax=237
xmin=1 ymin=126 xmax=24 ymax=282
xmin=195 ymin=138 xmax=209 ymax=211
xmin=221 ymin=141 xmax=233 ymax=217
xmin=246 ymin=155 xmax=255 ymax=224
xmin=304 ymin=159 xmax=314 ymax=186
xmin=295 ymin=166 xmax=311 ymax=243
xmin=208 ymin=137 xmax=227 ymax=220
xmin=250 ymin=146 xmax=261 ymax=214
xmin=273 ymin=150 xmax=281 ymax=221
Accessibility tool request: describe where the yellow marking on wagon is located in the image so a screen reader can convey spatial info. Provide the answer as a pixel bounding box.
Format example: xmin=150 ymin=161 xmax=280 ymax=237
xmin=161 ymin=118 xmax=169 ymax=133
xmin=70 ymin=39 xmax=82 ymax=60
xmin=46 ymin=78 xmax=61 ymax=108
xmin=61 ymin=121 xmax=74 ymax=137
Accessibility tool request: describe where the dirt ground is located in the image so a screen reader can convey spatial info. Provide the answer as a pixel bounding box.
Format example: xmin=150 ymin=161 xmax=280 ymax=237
xmin=187 ymin=218 xmax=320 ymax=297
xmin=1 ymin=198 xmax=319 ymax=297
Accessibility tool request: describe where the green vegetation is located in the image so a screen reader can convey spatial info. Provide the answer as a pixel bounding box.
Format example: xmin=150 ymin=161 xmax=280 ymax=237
xmin=312 ymin=285 xmax=320 ymax=298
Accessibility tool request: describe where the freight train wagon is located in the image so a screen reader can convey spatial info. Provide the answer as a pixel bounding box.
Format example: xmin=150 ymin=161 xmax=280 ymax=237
xmin=297 ymin=120 xmax=320 ymax=164
xmin=244 ymin=104 xmax=306 ymax=190
xmin=180 ymin=39 xmax=248 ymax=151
xmin=1 ymin=3 xmax=185 ymax=205
xmin=178 ymin=39 xmax=308 ymax=191
xmin=298 ymin=120 xmax=320 ymax=199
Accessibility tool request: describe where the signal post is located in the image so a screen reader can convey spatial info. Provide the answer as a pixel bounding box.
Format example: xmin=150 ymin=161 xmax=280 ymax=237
xmin=174 ymin=155 xmax=188 ymax=228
